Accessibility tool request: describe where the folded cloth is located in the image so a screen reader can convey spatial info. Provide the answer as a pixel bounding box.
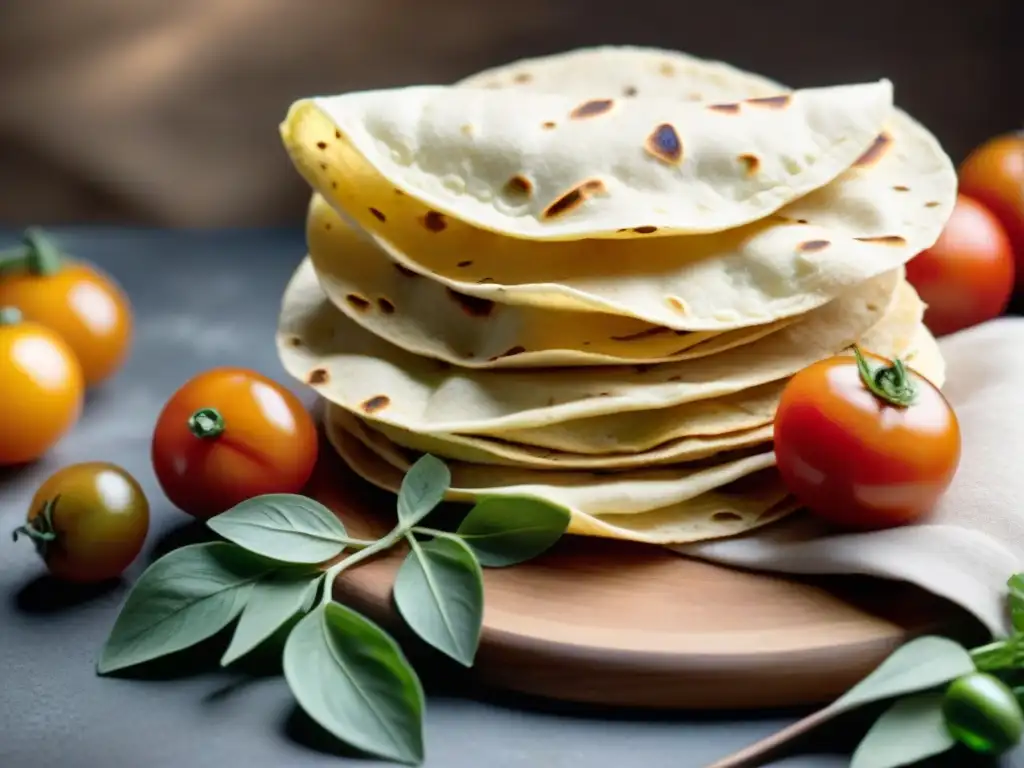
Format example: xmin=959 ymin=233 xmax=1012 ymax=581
xmin=680 ymin=318 xmax=1024 ymax=638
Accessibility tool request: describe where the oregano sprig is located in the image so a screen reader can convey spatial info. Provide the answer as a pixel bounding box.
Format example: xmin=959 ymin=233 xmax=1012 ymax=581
xmin=96 ymin=454 xmax=570 ymax=765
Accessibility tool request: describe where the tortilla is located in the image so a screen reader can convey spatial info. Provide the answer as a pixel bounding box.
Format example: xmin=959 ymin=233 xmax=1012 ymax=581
xmin=325 ymin=409 xmax=795 ymax=545
xmin=306 ymin=194 xmax=793 ymax=368
xmin=277 ymin=257 xmax=907 ymax=434
xmin=285 ymin=80 xmax=892 ymax=240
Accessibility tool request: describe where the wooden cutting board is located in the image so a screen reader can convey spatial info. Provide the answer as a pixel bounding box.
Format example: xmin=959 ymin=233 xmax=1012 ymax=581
xmin=306 ymin=451 xmax=964 ymax=710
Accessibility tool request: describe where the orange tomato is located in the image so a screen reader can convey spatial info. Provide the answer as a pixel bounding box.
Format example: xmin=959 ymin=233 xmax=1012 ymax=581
xmin=906 ymin=193 xmax=1014 ymax=336
xmin=0 ymin=228 xmax=132 ymax=386
xmin=774 ymin=349 xmax=961 ymax=530
xmin=14 ymin=462 xmax=150 ymax=583
xmin=152 ymin=367 xmax=319 ymax=520
xmin=958 ymin=133 xmax=1024 ymax=289
xmin=0 ymin=306 xmax=84 ymax=465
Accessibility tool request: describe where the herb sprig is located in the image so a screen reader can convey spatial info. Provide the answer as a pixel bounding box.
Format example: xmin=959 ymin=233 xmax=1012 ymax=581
xmin=97 ymin=454 xmax=570 ymax=765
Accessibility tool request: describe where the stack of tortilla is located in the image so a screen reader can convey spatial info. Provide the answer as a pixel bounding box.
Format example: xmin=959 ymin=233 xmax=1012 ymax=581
xmin=274 ymin=46 xmax=956 ymax=546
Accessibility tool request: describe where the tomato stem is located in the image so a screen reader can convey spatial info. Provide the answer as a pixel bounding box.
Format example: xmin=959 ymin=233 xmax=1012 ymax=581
xmin=188 ymin=408 xmax=225 ymax=439
xmin=11 ymin=497 xmax=60 ymax=560
xmin=0 ymin=306 xmax=23 ymax=326
xmin=853 ymin=346 xmax=917 ymax=408
xmin=0 ymin=227 xmax=63 ymax=276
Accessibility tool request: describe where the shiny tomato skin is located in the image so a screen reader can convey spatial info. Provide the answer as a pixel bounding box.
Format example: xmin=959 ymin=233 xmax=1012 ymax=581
xmin=152 ymin=367 xmax=319 ymax=520
xmin=0 ymin=262 xmax=132 ymax=386
xmin=773 ymin=353 xmax=961 ymax=530
xmin=22 ymin=462 xmax=150 ymax=582
xmin=906 ymin=193 xmax=1014 ymax=336
xmin=958 ymin=133 xmax=1024 ymax=289
xmin=0 ymin=313 xmax=85 ymax=465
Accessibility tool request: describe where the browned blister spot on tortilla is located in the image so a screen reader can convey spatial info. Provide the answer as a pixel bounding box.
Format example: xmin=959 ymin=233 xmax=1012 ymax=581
xmin=331 ymin=181 xmax=338 ymax=189
xmin=633 ymin=225 xmax=658 ymax=234
xmin=925 ymin=201 xmax=941 ymax=208
xmin=334 ymin=129 xmax=341 ymax=139
xmin=708 ymin=103 xmax=741 ymax=114
xmin=581 ymin=179 xmax=606 ymax=195
xmin=667 ymin=375 xmax=682 ymax=382
xmin=798 ymin=240 xmax=831 ymax=253
xmin=324 ymin=222 xmax=332 ymax=231
xmin=745 ymin=95 xmax=791 ymax=109
xmin=423 ymin=211 xmax=447 ymax=232
xmin=796 ymin=219 xmax=809 ymax=224
xmin=395 ymin=264 xmax=419 ymax=278
xmin=476 ymin=277 xmax=496 ymax=284
xmin=446 ymin=288 xmax=494 ymax=317
xmin=361 ymin=395 xmax=390 ymax=414
xmin=490 ymin=345 xmax=526 ymax=361
xmin=369 ymin=207 xmax=386 ymax=223
xmin=286 ymin=335 xmax=302 ymax=347
xmin=394 ymin=188 xmax=405 ymax=195
xmin=645 ymin=124 xmax=683 ymax=165
xmin=319 ymin=162 xmax=328 ymax=170
xmin=346 ymin=293 xmax=371 ymax=311
xmin=316 ymin=141 xmax=327 ymax=150
xmin=541 ymin=121 xmax=557 ymax=130
xmin=377 ymin=298 xmax=395 ymax=314
xmin=855 ymin=235 xmax=907 ymax=246
xmin=665 ymin=296 xmax=688 ymax=314
xmin=893 ymin=185 xmax=910 ymax=192
xmin=307 ymin=368 xmax=329 ymax=385
xmin=853 ymin=132 xmax=893 ymax=169
xmin=610 ymin=326 xmax=671 ymax=342
xmin=505 ymin=175 xmax=533 ymax=196
xmin=542 ymin=186 xmax=586 ymax=220
xmin=738 ymin=153 xmax=760 ymax=175
xmin=570 ymin=99 xmax=615 ymax=119
xmin=623 ymin=85 xmax=638 ymax=97
xmin=456 ymin=260 xmax=473 ymax=268
xmin=513 ymin=72 xmax=532 ymax=83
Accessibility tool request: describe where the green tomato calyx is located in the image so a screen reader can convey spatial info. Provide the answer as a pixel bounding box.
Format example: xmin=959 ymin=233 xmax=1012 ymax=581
xmin=11 ymin=496 xmax=60 ymax=560
xmin=188 ymin=407 xmax=225 ymax=439
xmin=853 ymin=346 xmax=917 ymax=408
xmin=0 ymin=227 xmax=64 ymax=277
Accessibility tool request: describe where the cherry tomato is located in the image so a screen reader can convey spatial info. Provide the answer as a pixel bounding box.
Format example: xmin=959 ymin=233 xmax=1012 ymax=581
xmin=12 ymin=462 xmax=150 ymax=582
xmin=906 ymin=193 xmax=1014 ymax=336
xmin=0 ymin=228 xmax=133 ymax=386
xmin=958 ymin=133 xmax=1024 ymax=289
xmin=943 ymin=672 xmax=1024 ymax=755
xmin=0 ymin=306 xmax=84 ymax=465
xmin=773 ymin=349 xmax=961 ymax=530
xmin=152 ymin=367 xmax=319 ymax=520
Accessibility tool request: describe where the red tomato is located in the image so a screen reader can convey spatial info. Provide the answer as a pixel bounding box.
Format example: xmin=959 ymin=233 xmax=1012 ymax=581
xmin=906 ymin=193 xmax=1014 ymax=336
xmin=958 ymin=133 xmax=1024 ymax=289
xmin=774 ymin=349 xmax=961 ymax=530
xmin=151 ymin=368 xmax=319 ymax=520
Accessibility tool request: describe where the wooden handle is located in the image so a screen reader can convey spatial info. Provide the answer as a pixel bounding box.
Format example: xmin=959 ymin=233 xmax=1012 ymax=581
xmin=705 ymin=706 xmax=837 ymax=768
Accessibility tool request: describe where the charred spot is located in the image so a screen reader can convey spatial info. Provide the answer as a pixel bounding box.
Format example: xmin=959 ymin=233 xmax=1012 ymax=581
xmin=476 ymin=277 xmax=496 ymax=284
xmin=610 ymin=326 xmax=670 ymax=342
xmin=633 ymin=225 xmax=658 ymax=234
xmin=855 ymin=235 xmax=907 ymax=246
xmin=394 ymin=188 xmax=405 ymax=196
xmin=853 ymin=133 xmax=893 ymax=169
xmin=334 ymin=129 xmax=342 ymax=139
xmin=745 ymin=95 xmax=791 ymax=109
xmin=504 ymin=175 xmax=533 ymax=196
xmin=307 ymin=368 xmax=329 ymax=385
xmin=667 ymin=375 xmax=682 ymax=382
xmin=708 ymin=103 xmax=741 ymax=114
xmin=712 ymin=511 xmax=744 ymax=523
xmin=738 ymin=153 xmax=760 ymax=175
xmin=542 ymin=120 xmax=557 ymax=130
xmin=597 ymin=391 xmax=612 ymax=397
xmin=798 ymin=240 xmax=831 ymax=253
xmin=616 ymin=227 xmax=631 ymax=233
xmin=665 ymin=296 xmax=687 ymax=314
xmin=645 ymin=123 xmax=683 ymax=165
xmin=377 ymin=298 xmax=396 ymax=314
xmin=623 ymin=85 xmax=639 ymax=97
xmin=456 ymin=260 xmax=474 ymax=268
xmin=893 ymin=185 xmax=910 ymax=192
xmin=513 ymin=72 xmax=532 ymax=83
xmin=422 ymin=211 xmax=447 ymax=232
xmin=369 ymin=207 xmax=386 ymax=223
xmin=446 ymin=288 xmax=494 ymax=317
xmin=490 ymin=345 xmax=526 ymax=361
xmin=316 ymin=141 xmax=327 ymax=150
xmin=569 ymin=99 xmax=615 ymax=119
xmin=796 ymin=219 xmax=809 ymax=224
xmin=331 ymin=181 xmax=338 ymax=189
xmin=346 ymin=293 xmax=371 ymax=311
xmin=360 ymin=395 xmax=391 ymax=414
xmin=395 ymin=264 xmax=419 ymax=278
xmin=925 ymin=201 xmax=941 ymax=208
xmin=542 ymin=186 xmax=587 ymax=220
xmin=581 ymin=340 xmax=592 ymax=346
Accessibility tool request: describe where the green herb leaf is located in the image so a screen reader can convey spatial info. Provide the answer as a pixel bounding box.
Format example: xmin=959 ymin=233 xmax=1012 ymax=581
xmin=397 ymin=455 xmax=449 ymax=528
xmin=98 ymin=543 xmax=272 ymax=674
xmin=833 ymin=636 xmax=976 ymax=712
xmin=393 ymin=535 xmax=483 ymax=666
xmin=283 ymin=603 xmax=425 ymax=765
xmin=207 ymin=494 xmax=351 ymax=564
xmin=850 ymin=692 xmax=955 ymax=768
xmin=455 ymin=496 xmax=570 ymax=567
xmin=1008 ymin=574 xmax=1024 ymax=633
xmin=221 ymin=573 xmax=321 ymax=666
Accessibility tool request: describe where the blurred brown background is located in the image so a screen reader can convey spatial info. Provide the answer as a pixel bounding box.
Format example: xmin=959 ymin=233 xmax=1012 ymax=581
xmin=0 ymin=0 xmax=1019 ymax=228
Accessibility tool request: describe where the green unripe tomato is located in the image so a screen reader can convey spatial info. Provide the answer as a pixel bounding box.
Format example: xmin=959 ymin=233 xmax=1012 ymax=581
xmin=943 ymin=672 xmax=1024 ymax=755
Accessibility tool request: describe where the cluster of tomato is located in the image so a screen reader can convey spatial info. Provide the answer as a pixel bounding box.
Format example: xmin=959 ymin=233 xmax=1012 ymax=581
xmin=906 ymin=132 xmax=1024 ymax=336
xmin=5 ymin=231 xmax=319 ymax=583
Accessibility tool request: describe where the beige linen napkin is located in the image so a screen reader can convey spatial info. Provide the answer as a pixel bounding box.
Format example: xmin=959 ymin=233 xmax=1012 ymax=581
xmin=680 ymin=318 xmax=1024 ymax=638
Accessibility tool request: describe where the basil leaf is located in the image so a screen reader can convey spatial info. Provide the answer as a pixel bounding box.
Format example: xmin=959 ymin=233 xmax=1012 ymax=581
xmin=833 ymin=636 xmax=975 ymax=712
xmin=221 ymin=573 xmax=321 ymax=666
xmin=456 ymin=496 xmax=570 ymax=567
xmin=850 ymin=693 xmax=955 ymax=768
xmin=283 ymin=603 xmax=425 ymax=765
xmin=98 ymin=543 xmax=272 ymax=674
xmin=397 ymin=455 xmax=449 ymax=528
xmin=1008 ymin=574 xmax=1024 ymax=632
xmin=207 ymin=494 xmax=350 ymax=564
xmin=393 ymin=535 xmax=483 ymax=666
